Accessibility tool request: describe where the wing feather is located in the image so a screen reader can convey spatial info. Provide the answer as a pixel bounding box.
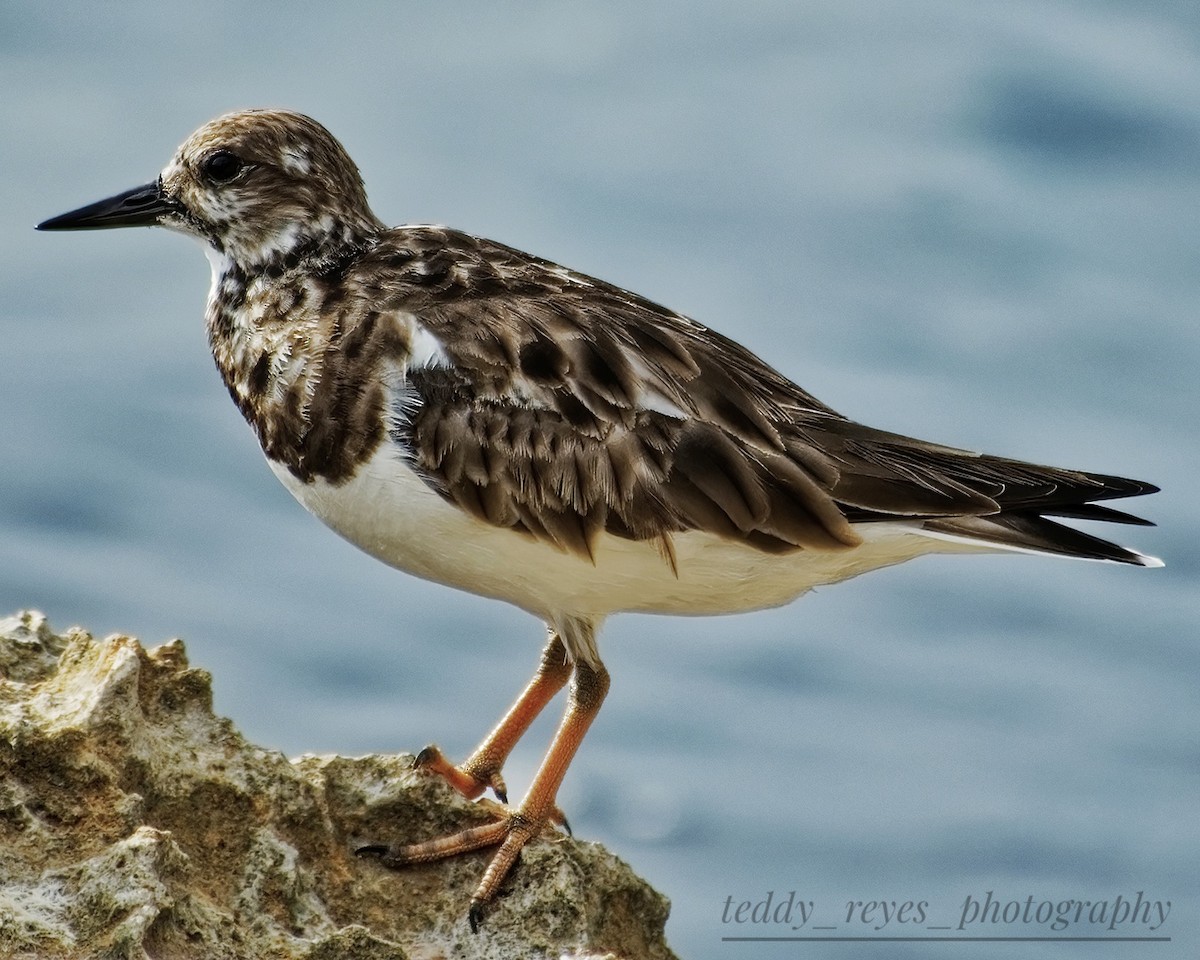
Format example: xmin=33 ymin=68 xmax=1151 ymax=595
xmin=365 ymin=227 xmax=1157 ymax=565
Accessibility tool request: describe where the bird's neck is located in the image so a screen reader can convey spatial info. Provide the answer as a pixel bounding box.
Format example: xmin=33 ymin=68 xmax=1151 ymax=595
xmin=222 ymin=211 xmax=380 ymax=275
xmin=202 ymin=236 xmax=394 ymax=486
xmin=202 ymin=220 xmax=374 ymax=369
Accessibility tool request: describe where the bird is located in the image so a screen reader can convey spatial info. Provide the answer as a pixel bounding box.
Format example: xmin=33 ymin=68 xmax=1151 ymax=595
xmin=38 ymin=108 xmax=1161 ymax=931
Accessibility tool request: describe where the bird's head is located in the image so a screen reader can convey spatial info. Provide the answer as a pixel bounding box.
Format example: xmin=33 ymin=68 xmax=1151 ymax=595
xmin=38 ymin=109 xmax=385 ymax=271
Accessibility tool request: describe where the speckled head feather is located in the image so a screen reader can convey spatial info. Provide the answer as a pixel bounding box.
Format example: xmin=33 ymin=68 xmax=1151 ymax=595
xmin=159 ymin=109 xmax=385 ymax=266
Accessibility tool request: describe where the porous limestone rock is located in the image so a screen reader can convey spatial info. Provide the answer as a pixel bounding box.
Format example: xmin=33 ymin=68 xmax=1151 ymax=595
xmin=0 ymin=612 xmax=676 ymax=960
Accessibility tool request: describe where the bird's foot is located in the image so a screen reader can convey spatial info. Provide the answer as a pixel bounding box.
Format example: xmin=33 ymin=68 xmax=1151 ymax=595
xmin=356 ymin=806 xmax=564 ymax=931
xmin=414 ymin=743 xmax=509 ymax=803
xmin=412 ymin=743 xmax=571 ymax=833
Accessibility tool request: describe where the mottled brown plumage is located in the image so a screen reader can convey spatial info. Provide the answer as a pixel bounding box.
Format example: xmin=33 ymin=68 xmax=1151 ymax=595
xmin=206 ymin=210 xmax=1156 ymax=567
xmin=38 ymin=108 xmax=1160 ymax=931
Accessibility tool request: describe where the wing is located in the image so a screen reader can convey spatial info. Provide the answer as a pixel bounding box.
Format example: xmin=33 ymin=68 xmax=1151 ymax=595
xmin=367 ymin=227 xmax=1158 ymax=564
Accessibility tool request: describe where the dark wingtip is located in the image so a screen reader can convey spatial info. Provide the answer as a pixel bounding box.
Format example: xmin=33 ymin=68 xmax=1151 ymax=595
xmin=1085 ymin=475 xmax=1161 ymax=503
xmin=1040 ymin=503 xmax=1157 ymax=527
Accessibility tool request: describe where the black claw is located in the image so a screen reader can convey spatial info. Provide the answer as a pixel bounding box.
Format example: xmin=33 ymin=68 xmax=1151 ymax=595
xmin=468 ymin=900 xmax=486 ymax=933
xmin=560 ymin=814 xmax=572 ymax=837
xmin=494 ymin=786 xmax=508 ymax=804
xmin=354 ymin=843 xmax=387 ymax=859
xmin=414 ymin=745 xmax=437 ymax=768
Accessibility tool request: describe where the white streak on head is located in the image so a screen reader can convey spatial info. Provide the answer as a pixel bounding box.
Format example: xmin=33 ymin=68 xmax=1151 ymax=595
xmin=281 ymin=147 xmax=311 ymax=175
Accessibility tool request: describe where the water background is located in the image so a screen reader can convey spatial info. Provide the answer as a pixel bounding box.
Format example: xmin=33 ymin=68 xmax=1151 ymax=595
xmin=3 ymin=4 xmax=1197 ymax=957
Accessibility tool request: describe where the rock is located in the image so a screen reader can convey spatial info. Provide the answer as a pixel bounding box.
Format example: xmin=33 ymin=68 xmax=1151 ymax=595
xmin=0 ymin=612 xmax=677 ymax=960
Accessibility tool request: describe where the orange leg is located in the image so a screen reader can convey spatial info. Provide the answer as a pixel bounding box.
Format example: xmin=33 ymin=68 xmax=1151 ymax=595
xmin=358 ymin=641 xmax=610 ymax=932
xmin=411 ymin=630 xmax=572 ymax=804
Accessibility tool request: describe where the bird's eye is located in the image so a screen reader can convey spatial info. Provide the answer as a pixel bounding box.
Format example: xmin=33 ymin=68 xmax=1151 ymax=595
xmin=202 ymin=150 xmax=243 ymax=183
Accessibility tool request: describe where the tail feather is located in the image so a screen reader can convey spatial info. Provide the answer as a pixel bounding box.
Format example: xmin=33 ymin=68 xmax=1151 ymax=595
xmin=921 ymin=512 xmax=1163 ymax=567
xmin=1037 ymin=502 xmax=1156 ymax=527
xmin=826 ymin=427 xmax=1162 ymax=566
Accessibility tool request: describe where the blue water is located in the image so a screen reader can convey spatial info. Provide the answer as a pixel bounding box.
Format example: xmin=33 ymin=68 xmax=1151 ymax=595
xmin=3 ymin=4 xmax=1197 ymax=957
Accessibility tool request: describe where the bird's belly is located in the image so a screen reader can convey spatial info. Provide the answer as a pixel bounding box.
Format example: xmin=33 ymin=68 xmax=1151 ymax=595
xmin=268 ymin=448 xmax=973 ymax=621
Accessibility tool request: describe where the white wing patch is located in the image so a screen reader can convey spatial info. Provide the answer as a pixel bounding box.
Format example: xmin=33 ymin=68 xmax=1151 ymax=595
xmin=627 ymin=354 xmax=689 ymax=420
xmin=404 ymin=315 xmax=450 ymax=370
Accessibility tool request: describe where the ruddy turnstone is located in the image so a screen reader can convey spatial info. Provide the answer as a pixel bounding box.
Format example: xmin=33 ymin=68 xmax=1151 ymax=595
xmin=39 ymin=109 xmax=1161 ymax=930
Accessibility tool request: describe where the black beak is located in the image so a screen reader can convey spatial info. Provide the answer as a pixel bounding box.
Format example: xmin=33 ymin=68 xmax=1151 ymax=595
xmin=37 ymin=180 xmax=178 ymax=231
